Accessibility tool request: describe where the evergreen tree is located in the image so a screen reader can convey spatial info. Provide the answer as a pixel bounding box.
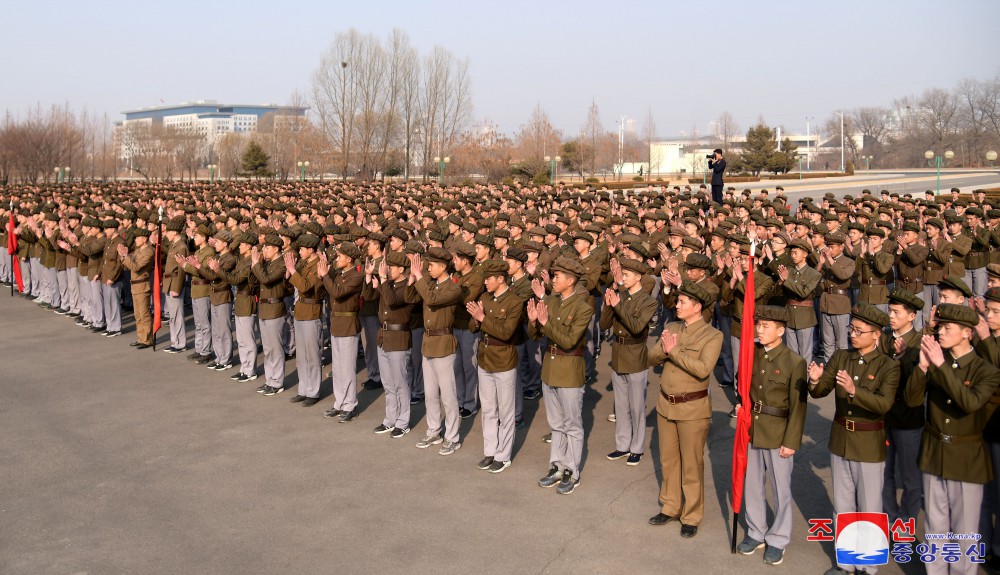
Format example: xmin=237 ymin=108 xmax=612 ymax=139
xmin=768 ymin=137 xmax=799 ymax=174
xmin=739 ymin=124 xmax=777 ymax=176
xmin=240 ymin=140 xmax=272 ymax=180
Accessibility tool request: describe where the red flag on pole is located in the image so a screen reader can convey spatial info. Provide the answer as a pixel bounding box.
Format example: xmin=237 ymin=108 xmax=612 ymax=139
xmin=8 ymin=210 xmax=24 ymax=293
xmin=152 ymin=238 xmax=162 ymax=333
xmin=730 ymin=243 xmax=756 ymax=552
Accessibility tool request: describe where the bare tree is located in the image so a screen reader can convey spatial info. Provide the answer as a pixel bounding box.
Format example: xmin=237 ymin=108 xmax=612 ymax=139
xmin=716 ymin=111 xmax=741 ymax=150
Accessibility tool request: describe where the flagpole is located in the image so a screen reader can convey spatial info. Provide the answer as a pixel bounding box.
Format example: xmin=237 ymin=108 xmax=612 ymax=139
xmin=152 ymin=206 xmax=163 ymax=351
xmin=731 ymin=239 xmax=756 ymax=553
xmin=9 ymin=200 xmax=13 ymax=298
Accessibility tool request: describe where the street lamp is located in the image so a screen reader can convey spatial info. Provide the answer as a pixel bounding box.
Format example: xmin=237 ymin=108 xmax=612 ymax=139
xmin=862 ymin=155 xmax=874 ymax=174
xmin=54 ymin=167 xmax=61 ymax=183
xmin=64 ymin=166 xmax=71 ymax=183
xmin=297 ymin=161 xmax=309 ymax=182
xmin=207 ymin=164 xmax=217 ymax=183
xmin=544 ymin=155 xmax=561 ymax=184
xmin=988 ymin=150 xmax=998 ymax=167
xmin=835 ymin=112 xmax=845 ymax=173
xmin=797 ymin=155 xmax=803 ymax=180
xmin=433 ymin=156 xmax=449 ymax=184
xmin=924 ymin=149 xmax=954 ymax=195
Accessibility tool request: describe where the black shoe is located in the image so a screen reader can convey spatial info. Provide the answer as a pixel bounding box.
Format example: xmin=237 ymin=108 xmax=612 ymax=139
xmin=105 ymin=331 xmax=122 ymax=338
xmin=324 ymin=408 xmax=343 ymax=419
xmin=410 ymin=396 xmax=424 ymax=405
xmin=212 ymin=363 xmax=232 ymax=371
xmin=680 ymin=524 xmax=698 ymax=538
xmin=134 ymin=343 xmax=151 ymax=349
xmin=648 ymin=513 xmax=677 ymax=526
xmin=289 ymin=395 xmax=307 ymax=403
xmin=302 ymin=397 xmax=320 ymax=407
xmin=89 ymin=326 xmax=106 ymax=333
xmin=626 ymin=453 xmax=642 ymax=466
xmin=728 ymin=406 xmax=738 ymax=418
xmin=284 ymin=352 xmax=295 ymax=361
xmin=374 ymin=424 xmax=394 ymax=434
xmin=538 ymin=467 xmax=563 ymax=488
xmin=523 ymin=389 xmax=541 ymax=400
xmin=390 ymin=427 xmax=410 ymax=438
xmin=164 ymin=347 xmax=183 ymax=354
xmin=363 ymin=379 xmax=383 ymax=390
xmin=338 ymin=410 xmax=359 ymax=423
xmin=477 ymin=456 xmax=495 ymax=470
xmin=541 ymin=433 xmax=552 ymax=444
xmin=263 ymin=385 xmax=284 ymax=396
xmin=230 ymin=373 xmax=243 ymax=381
xmin=607 ymin=450 xmax=629 ymax=461
xmin=193 ymin=354 xmax=213 ymax=365
xmin=256 ymin=384 xmax=269 ymax=393
xmin=205 ymin=362 xmax=220 ymax=369
xmin=187 ymin=352 xmax=201 ymax=360
xmin=459 ymin=407 xmax=478 ymax=419
xmin=130 ymin=342 xmax=142 ymax=347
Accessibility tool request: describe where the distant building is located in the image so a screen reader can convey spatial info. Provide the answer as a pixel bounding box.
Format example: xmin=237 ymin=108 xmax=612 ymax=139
xmin=115 ymin=100 xmax=308 ymax=161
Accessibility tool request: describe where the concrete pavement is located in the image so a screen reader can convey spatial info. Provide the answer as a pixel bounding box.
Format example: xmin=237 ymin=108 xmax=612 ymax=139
xmin=0 ymin=293 xmax=917 ymax=575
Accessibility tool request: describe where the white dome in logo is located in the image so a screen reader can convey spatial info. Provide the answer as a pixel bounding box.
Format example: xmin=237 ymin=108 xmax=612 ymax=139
xmin=839 ymin=521 xmax=889 ymax=558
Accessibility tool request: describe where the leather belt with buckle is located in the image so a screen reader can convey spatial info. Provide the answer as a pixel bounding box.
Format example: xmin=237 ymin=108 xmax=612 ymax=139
xmin=660 ymin=389 xmax=709 ymax=404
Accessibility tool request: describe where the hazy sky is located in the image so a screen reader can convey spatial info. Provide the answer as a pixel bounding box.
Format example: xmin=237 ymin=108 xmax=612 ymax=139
xmin=2 ymin=0 xmax=998 ymax=139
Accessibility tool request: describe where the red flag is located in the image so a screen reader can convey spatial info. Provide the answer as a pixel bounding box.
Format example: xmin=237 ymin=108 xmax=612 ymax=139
xmin=8 ymin=211 xmax=24 ymax=293
xmin=731 ymin=250 xmax=756 ymax=518
xmin=152 ymin=238 xmax=162 ymax=333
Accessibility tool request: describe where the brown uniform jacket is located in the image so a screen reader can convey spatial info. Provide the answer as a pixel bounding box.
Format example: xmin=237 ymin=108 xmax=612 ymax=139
xmin=818 ymin=254 xmax=855 ymax=315
xmin=648 ymin=317 xmax=723 ymax=420
xmin=948 ymin=234 xmax=972 ymax=277
xmin=905 ymin=350 xmax=1000 ymax=483
xmin=454 ymin=268 xmax=485 ymax=330
xmin=411 ymin=276 xmax=462 ymax=358
xmin=964 ymin=226 xmax=991 ymax=270
xmin=121 ymin=243 xmax=154 ymax=292
xmin=529 ymin=286 xmax=594 ymax=388
xmin=924 ymin=238 xmax=952 ymax=286
xmin=725 ymin=269 xmax=774 ymax=340
xmin=879 ymin=328 xmax=924 ymax=430
xmin=600 ymin=286 xmax=657 ymax=375
xmin=100 ymin=235 xmax=125 ymax=283
xmin=185 ymin=245 xmax=217 ymax=299
xmin=897 ymin=244 xmax=928 ymax=293
xmin=470 ymin=287 xmax=525 ymax=373
xmin=775 ymin=263 xmax=820 ymax=329
xmin=288 ymin=257 xmax=323 ymax=321
xmin=252 ymin=258 xmax=288 ymax=320
xmin=221 ymin=254 xmax=258 ymax=317
xmin=322 ymin=267 xmax=363 ymax=336
xmin=200 ymin=251 xmax=237 ymax=306
xmin=810 ymin=347 xmax=899 ymax=463
xmin=747 ymin=342 xmax=808 ymax=451
xmin=163 ymin=238 xmax=189 ymax=295
xmin=365 ymin=278 xmax=415 ymax=352
xmin=857 ymin=250 xmax=894 ymax=305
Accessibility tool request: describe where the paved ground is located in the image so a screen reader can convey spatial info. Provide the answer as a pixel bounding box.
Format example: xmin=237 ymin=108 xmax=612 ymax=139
xmin=1 ymin=292 xmax=923 ymax=575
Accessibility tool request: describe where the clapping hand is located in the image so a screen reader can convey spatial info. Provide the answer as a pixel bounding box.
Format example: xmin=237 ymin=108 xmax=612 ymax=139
xmin=116 ymin=244 xmax=128 ymax=258
xmin=531 ymin=278 xmax=546 ymax=299
xmin=660 ymin=330 xmax=678 ymax=355
xmin=317 ymin=252 xmax=329 ymax=277
xmin=535 ymin=300 xmax=549 ymax=325
xmin=835 ymin=369 xmax=855 ymax=395
xmin=894 ymin=336 xmax=906 ymax=356
xmin=250 ymin=246 xmax=260 ymax=266
xmin=207 ymin=258 xmax=220 ymax=272
xmin=526 ymin=299 xmax=538 ymax=323
xmin=807 ymin=361 xmax=825 ymax=384
xmin=605 ymin=288 xmax=620 ymax=308
xmin=466 ymin=300 xmax=485 ymax=322
xmin=920 ymin=334 xmax=945 ymax=368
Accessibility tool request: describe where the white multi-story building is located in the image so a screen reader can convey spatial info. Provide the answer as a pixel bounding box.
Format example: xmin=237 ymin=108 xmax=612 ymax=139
xmin=115 ymin=100 xmax=308 ymax=161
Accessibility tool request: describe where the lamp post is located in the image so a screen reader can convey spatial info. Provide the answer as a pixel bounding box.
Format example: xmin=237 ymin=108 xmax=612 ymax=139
xmin=340 ymin=61 xmax=348 ymax=182
xmin=544 ymin=155 xmax=561 ymax=184
xmin=54 ymin=167 xmax=61 ymax=183
xmin=798 ymin=155 xmax=803 ymax=180
xmin=297 ymin=161 xmax=309 ymax=182
xmin=835 ymin=111 xmax=845 ymax=173
xmin=805 ymin=116 xmax=814 ymax=171
xmin=64 ymin=167 xmax=71 ymax=183
xmin=207 ymin=164 xmax=217 ymax=183
xmin=988 ymin=150 xmax=998 ymax=167
xmin=924 ymin=149 xmax=954 ymax=196
xmin=862 ymin=155 xmax=873 ymax=174
xmin=433 ymin=156 xmax=449 ymax=185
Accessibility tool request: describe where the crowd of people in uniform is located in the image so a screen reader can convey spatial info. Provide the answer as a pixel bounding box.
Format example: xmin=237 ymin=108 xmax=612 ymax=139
xmin=4 ymin=181 xmax=1000 ymax=574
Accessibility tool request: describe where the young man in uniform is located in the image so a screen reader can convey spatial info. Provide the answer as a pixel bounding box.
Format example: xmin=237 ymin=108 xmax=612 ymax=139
xmin=906 ymin=304 xmax=1000 ymax=575
xmin=285 ymin=234 xmax=323 ymax=407
xmin=320 ymin=242 xmax=364 ymax=419
xmin=409 ymin=247 xmax=464 ymax=456
xmin=252 ymin=235 xmax=289 ymax=396
xmin=735 ymin=305 xmax=808 ymax=566
xmin=775 ymin=239 xmax=821 ymax=360
xmin=809 ymin=303 xmax=900 ymax=575
xmin=601 ymin=258 xmax=657 ymax=466
xmin=452 ymin=241 xmax=485 ymax=419
xmin=530 ymin=256 xmax=593 ymax=495
xmin=117 ymin=228 xmax=155 ymax=348
xmin=212 ymin=233 xmax=259 ymax=382
xmin=468 ymin=259 xmax=524 ymax=473
xmin=647 ymin=281 xmax=723 ymax=537
xmin=368 ymin=251 xmax=415 ymax=436
xmin=160 ymin=218 xmax=189 ymax=353
xmin=182 ymin=225 xmax=216 ymax=363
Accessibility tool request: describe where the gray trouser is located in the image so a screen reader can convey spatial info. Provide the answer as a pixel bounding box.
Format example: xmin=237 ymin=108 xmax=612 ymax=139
xmin=821 ymin=313 xmax=850 ymax=362
xmin=979 ymin=442 xmax=1000 ymax=557
xmin=715 ymin=308 xmax=735 ymax=386
xmin=234 ymin=315 xmax=258 ymax=376
xmin=102 ymin=281 xmax=122 ymax=332
xmin=91 ymin=279 xmax=105 ymax=328
xmin=407 ymin=328 xmax=424 ymax=399
xmin=784 ymin=327 xmax=814 ymax=361
xmin=966 ymin=267 xmax=987 ymax=298
xmin=378 ymin=347 xmax=411 ymax=429
xmin=924 ymin=474 xmax=983 ymax=575
xmin=612 ymin=370 xmax=648 ymax=454
xmin=295 ymin=319 xmax=321 ymax=398
xmin=524 ymin=336 xmax=544 ymax=395
xmin=54 ymin=268 xmax=66 ymax=308
xmin=543 ymin=384 xmax=584 ymax=479
xmin=515 ymin=342 xmax=528 ymax=421
xmin=67 ymin=267 xmax=80 ymax=314
xmin=883 ymin=427 xmax=923 ymax=525
xmin=259 ymin=317 xmax=287 ymax=389
xmin=284 ymin=294 xmax=296 ymax=355
xmin=424 ymin=354 xmax=460 ymax=443
xmin=29 ymin=257 xmax=41 ymax=295
xmin=330 ymin=335 xmax=360 ymax=411
xmin=730 ymin=333 xmax=742 ymax=382
xmin=166 ymin=293 xmax=186 ymax=349
xmin=44 ymin=266 xmax=57 ymax=304
xmin=454 ymin=328 xmax=480 ymax=411
xmin=831 ymin=453 xmax=885 ymax=574
xmin=211 ymin=303 xmax=233 ymax=365
xmin=923 ymin=285 xmax=941 ymax=331
xmin=192 ymin=297 xmax=212 ymax=356
xmin=479 ymin=367 xmax=516 ymax=462
xmin=360 ymin=315 xmax=381 ymax=383
xmin=79 ymin=277 xmax=91 ymax=322
xmin=744 ymin=445 xmax=795 ymax=550
xmin=0 ymin=246 xmax=8 ymax=281
xmin=585 ymin=300 xmax=600 ymax=381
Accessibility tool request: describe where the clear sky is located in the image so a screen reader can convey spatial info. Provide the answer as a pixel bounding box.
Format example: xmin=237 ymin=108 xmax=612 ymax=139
xmin=2 ymin=0 xmax=998 ymax=139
